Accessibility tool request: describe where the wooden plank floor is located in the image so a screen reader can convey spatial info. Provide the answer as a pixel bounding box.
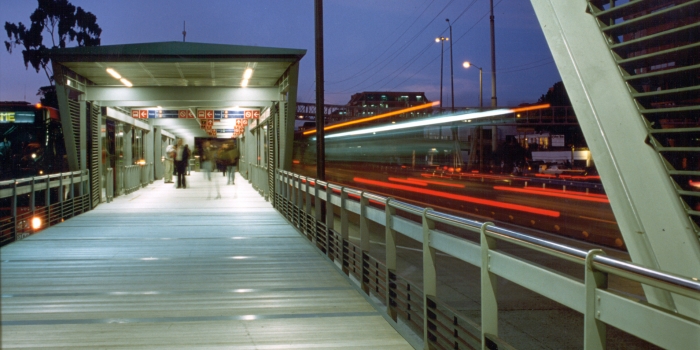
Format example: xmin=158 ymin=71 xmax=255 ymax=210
xmin=1 ymin=172 xmax=412 ymax=349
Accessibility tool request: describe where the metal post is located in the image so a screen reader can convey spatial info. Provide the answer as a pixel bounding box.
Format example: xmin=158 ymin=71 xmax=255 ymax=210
xmin=315 ymin=0 xmax=325 ymax=181
xmin=325 ymin=182 xmax=334 ymax=260
xmin=340 ymin=187 xmax=349 ymax=274
xmin=385 ymin=198 xmax=398 ymax=321
xmin=447 ymin=19 xmax=454 ymax=112
xmin=439 ymin=39 xmax=444 ymax=109
xmin=480 ymin=222 xmax=498 ymax=347
xmin=422 ymin=208 xmax=437 ymax=349
xmin=490 ymin=0 xmax=497 ymax=108
xmin=359 ymin=193 xmax=370 ymax=294
xmin=479 ymin=68 xmax=483 ymax=109
xmin=584 ymin=249 xmax=608 ymax=349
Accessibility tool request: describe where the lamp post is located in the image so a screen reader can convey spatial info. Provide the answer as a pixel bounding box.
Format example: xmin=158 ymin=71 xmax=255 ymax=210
xmin=462 ymin=62 xmax=483 ymax=108
xmin=446 ymin=19 xmax=454 ymax=112
xmin=435 ymin=36 xmax=448 ymax=110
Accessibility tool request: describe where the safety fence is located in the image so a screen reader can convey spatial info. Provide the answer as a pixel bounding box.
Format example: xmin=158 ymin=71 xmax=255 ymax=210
xmin=275 ymin=169 xmax=700 ymax=350
xmin=0 ymin=170 xmax=90 ymax=247
xmin=122 ymin=163 xmax=153 ymax=195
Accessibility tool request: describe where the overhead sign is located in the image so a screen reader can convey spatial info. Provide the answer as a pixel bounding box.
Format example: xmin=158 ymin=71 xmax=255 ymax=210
xmin=131 ymin=109 xmax=195 ymax=119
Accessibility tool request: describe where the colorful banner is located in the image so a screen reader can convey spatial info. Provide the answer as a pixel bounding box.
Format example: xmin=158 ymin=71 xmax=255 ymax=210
xmin=131 ymin=109 xmax=195 ymax=119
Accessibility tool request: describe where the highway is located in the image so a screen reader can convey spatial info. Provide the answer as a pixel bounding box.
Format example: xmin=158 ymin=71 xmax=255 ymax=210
xmin=291 ymin=163 xmax=624 ymax=250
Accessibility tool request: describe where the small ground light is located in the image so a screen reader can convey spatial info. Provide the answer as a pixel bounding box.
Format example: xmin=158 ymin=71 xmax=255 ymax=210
xmin=32 ymin=217 xmax=42 ymax=230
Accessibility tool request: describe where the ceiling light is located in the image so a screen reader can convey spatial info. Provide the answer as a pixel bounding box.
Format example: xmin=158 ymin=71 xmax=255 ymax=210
xmin=106 ymin=68 xmax=121 ymax=79
xmin=243 ymin=68 xmax=253 ymax=79
xmin=120 ymin=78 xmax=133 ymax=87
xmin=241 ymin=79 xmax=249 ymax=88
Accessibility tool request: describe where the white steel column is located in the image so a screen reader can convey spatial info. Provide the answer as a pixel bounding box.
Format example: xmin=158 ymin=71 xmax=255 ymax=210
xmin=530 ymin=0 xmax=700 ymax=318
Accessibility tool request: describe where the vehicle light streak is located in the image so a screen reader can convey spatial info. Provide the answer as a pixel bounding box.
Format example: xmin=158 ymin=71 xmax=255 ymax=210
xmin=389 ymin=177 xmax=428 ymax=186
xmin=523 ymin=186 xmax=608 ymax=199
xmin=354 ymin=177 xmax=560 ymax=217
xmin=406 ymin=177 xmax=464 ymax=188
xmin=324 ymin=108 xmax=514 ymax=139
xmin=493 ymin=186 xmax=610 ymax=203
xmin=303 ymin=101 xmax=440 ymax=136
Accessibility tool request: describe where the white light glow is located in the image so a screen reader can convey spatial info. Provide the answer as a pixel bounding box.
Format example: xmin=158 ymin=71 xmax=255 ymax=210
xmin=230 ymin=256 xmax=248 ymax=260
xmin=141 ymin=257 xmax=159 ymax=261
xmin=241 ymin=79 xmax=249 ymax=88
xmin=243 ymin=68 xmax=253 ymax=79
xmin=120 ymin=78 xmax=133 ymax=87
xmin=106 ymin=68 xmax=121 ymax=79
xmin=325 ymin=109 xmax=513 ymax=139
xmin=242 ymin=315 xmax=257 ymax=320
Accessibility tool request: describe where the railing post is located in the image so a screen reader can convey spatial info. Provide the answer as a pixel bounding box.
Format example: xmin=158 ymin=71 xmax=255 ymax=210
xmin=30 ymin=177 xmax=36 ymax=215
xmin=385 ymin=198 xmax=398 ymax=321
xmin=325 ymin=183 xmax=334 ymax=260
xmin=58 ymin=173 xmax=64 ymax=220
xmin=584 ymin=249 xmax=608 ymax=350
xmin=304 ymin=176 xmax=312 ymax=239
xmin=45 ymin=176 xmax=51 ymax=225
xmin=340 ymin=187 xmax=349 ymax=275
xmin=480 ymin=222 xmax=498 ymax=349
xmin=12 ymin=180 xmax=18 ymax=241
xmin=422 ymin=207 xmax=436 ymax=350
xmin=360 ymin=192 xmax=370 ymax=295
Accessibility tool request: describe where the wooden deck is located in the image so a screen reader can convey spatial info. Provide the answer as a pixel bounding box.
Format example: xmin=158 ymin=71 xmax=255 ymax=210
xmin=1 ymin=172 xmax=412 ymax=349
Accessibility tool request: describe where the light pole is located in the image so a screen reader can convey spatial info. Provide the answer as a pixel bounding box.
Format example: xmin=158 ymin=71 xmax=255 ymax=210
xmin=462 ymin=61 xmax=483 ymax=108
xmin=446 ymin=19 xmax=454 ymax=112
xmin=435 ymin=36 xmax=448 ymax=109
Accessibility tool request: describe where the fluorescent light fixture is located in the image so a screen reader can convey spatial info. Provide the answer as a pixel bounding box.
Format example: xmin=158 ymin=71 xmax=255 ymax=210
xmin=120 ymin=78 xmax=133 ymax=87
xmin=243 ymin=68 xmax=253 ymax=79
xmin=241 ymin=79 xmax=249 ymax=87
xmin=325 ymin=109 xmax=514 ymax=139
xmin=106 ymin=68 xmax=121 ymax=79
xmin=157 ymin=106 xmax=162 ymax=110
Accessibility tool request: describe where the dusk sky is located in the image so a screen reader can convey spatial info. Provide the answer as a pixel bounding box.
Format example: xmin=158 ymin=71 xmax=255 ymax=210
xmin=1 ymin=0 xmax=561 ymax=107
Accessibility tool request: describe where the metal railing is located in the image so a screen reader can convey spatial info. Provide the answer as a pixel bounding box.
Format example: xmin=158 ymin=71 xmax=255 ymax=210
xmin=275 ymin=169 xmax=700 ymax=350
xmin=106 ymin=168 xmax=114 ymax=203
xmin=0 ymin=170 xmax=90 ymax=247
xmin=123 ymin=165 xmax=141 ymax=195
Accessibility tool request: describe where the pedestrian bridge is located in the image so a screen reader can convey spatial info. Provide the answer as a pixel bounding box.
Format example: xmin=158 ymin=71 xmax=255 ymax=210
xmin=2 ymin=168 xmax=698 ymax=349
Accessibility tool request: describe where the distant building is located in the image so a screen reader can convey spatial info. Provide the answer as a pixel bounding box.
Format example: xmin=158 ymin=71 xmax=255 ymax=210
xmin=347 ymin=92 xmax=430 ymax=108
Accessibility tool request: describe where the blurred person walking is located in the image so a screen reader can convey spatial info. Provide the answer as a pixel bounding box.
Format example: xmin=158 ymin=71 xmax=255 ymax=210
xmin=201 ymin=141 xmax=220 ymax=199
xmin=175 ymin=139 xmax=189 ymax=189
xmin=164 ymin=143 xmax=175 ymax=184
xmin=225 ymin=141 xmax=240 ymax=185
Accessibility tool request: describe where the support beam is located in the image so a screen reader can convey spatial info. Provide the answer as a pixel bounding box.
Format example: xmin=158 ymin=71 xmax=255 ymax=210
xmin=530 ymin=0 xmax=700 ymax=318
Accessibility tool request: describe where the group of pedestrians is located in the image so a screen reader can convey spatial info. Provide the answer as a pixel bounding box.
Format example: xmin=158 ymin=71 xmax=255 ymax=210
xmin=200 ymin=140 xmax=239 ymax=199
xmin=164 ymin=139 xmax=191 ymax=189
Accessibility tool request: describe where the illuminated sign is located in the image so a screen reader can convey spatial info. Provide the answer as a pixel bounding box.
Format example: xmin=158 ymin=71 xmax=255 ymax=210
xmin=0 ymin=111 xmax=35 ymax=123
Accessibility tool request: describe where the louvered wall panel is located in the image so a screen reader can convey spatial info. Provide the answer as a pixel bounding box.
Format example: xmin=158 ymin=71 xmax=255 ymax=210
xmin=89 ymin=104 xmax=101 ymax=208
xmin=67 ymin=99 xmax=81 ymax=170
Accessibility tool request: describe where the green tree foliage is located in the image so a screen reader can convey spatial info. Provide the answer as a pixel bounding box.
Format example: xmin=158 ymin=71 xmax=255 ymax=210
xmin=4 ymin=0 xmax=102 ymax=85
xmin=538 ymin=81 xmax=571 ymax=106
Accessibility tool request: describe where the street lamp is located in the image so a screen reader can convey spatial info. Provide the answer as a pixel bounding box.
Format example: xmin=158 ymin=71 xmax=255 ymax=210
xmin=462 ymin=61 xmax=483 ymax=108
xmin=435 ymin=36 xmax=448 ymax=109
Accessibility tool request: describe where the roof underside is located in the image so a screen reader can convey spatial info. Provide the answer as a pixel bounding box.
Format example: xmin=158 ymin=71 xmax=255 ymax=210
xmin=51 ymin=41 xmax=306 ymax=88
xmin=50 ymin=42 xmax=305 ymax=138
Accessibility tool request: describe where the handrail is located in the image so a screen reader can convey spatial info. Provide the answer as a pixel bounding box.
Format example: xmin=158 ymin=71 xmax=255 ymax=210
xmin=0 ymin=170 xmax=91 ymax=247
xmin=275 ymin=169 xmax=700 ymax=349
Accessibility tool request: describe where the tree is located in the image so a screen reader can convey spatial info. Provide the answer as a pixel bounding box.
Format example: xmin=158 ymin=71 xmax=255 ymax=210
xmin=4 ymin=0 xmax=102 ymax=106
xmin=538 ymin=81 xmax=571 ymax=106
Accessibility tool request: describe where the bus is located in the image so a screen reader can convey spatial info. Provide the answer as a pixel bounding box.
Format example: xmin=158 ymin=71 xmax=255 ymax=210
xmin=0 ymin=102 xmax=68 ymax=180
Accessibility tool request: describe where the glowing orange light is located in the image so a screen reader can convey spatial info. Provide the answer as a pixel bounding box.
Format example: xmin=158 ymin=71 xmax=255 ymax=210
xmin=354 ymin=177 xmax=560 ymax=217
xmin=493 ymin=186 xmax=610 ymax=203
xmin=32 ymin=217 xmax=42 ymax=229
xmin=511 ymin=103 xmax=550 ymax=113
xmin=526 ymin=187 xmax=608 ymax=199
xmin=292 ymin=159 xmax=301 ymax=164
xmin=35 ymin=103 xmax=42 ymax=109
xmin=303 ymin=101 xmax=440 ymax=136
